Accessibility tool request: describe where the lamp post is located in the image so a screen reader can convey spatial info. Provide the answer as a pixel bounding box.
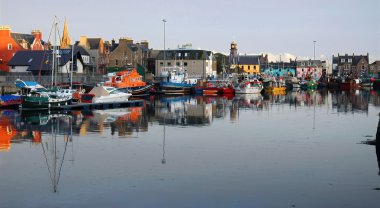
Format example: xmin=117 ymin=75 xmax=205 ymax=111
xmin=162 ymin=19 xmax=167 ymax=73
xmin=313 ymin=40 xmax=316 ymax=62
xmin=313 ymin=40 xmax=316 ymax=131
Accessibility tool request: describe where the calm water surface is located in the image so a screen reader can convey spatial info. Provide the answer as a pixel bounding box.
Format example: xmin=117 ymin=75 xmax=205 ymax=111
xmin=0 ymin=90 xmax=380 ymax=208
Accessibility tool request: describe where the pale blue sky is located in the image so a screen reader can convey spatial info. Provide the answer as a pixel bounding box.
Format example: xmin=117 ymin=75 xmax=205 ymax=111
xmin=1 ymin=0 xmax=379 ymax=61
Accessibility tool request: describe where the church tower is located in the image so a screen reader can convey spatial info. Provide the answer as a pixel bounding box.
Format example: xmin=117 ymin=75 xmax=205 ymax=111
xmin=229 ymin=41 xmax=239 ymax=70
xmin=61 ymin=18 xmax=71 ymax=49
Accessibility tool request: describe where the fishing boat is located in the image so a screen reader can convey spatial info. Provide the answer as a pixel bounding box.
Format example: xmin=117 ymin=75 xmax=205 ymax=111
xmin=263 ymin=77 xmax=287 ymax=93
xmin=104 ymin=68 xmax=153 ymax=95
xmin=21 ymin=91 xmax=71 ymax=110
xmin=156 ymin=67 xmax=198 ymax=95
xmin=235 ymin=80 xmax=263 ymax=94
xmin=82 ymin=86 xmax=132 ymax=103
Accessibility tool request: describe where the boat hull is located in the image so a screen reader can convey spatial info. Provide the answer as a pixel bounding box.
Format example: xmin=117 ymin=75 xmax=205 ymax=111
xmin=0 ymin=95 xmax=22 ymax=108
xmin=21 ymin=96 xmax=71 ymax=110
xmin=93 ymin=94 xmax=131 ymax=103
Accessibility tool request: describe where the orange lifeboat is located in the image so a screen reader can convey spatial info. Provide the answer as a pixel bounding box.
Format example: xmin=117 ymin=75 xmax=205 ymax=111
xmin=105 ymin=68 xmax=146 ymax=88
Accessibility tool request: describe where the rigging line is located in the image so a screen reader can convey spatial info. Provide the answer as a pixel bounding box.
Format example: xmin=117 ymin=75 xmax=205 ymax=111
xmin=41 ymin=141 xmax=54 ymax=188
xmin=57 ymin=129 xmax=69 ymax=188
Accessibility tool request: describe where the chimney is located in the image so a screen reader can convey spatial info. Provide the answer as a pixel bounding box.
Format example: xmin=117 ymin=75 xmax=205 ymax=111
xmin=31 ymin=29 xmax=42 ymax=40
xmin=141 ymin=40 xmax=149 ymax=48
xmin=119 ymin=37 xmax=133 ymax=45
xmin=0 ymin=25 xmax=11 ymax=37
xmin=78 ymin=36 xmax=88 ymax=46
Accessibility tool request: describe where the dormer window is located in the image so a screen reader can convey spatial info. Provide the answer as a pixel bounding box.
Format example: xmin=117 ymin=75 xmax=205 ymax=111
xmin=341 ymin=58 xmax=345 ymax=63
xmin=7 ymin=43 xmax=12 ymax=50
xmin=348 ymin=58 xmax=352 ymax=63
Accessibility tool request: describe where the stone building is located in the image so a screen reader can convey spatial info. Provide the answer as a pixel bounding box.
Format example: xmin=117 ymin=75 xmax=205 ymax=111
xmin=332 ymin=53 xmax=369 ymax=78
xmin=155 ymin=48 xmax=217 ymax=79
xmin=108 ymin=37 xmax=149 ymax=70
xmin=78 ymin=36 xmax=108 ymax=74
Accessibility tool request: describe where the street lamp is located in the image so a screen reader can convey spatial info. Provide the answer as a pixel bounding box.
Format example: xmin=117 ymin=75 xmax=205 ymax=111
xmin=313 ymin=40 xmax=316 ymax=63
xmin=162 ymin=19 xmax=167 ymax=72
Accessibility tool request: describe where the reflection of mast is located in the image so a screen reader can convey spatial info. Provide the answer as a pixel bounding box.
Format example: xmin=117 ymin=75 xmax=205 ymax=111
xmin=376 ymin=115 xmax=380 ymax=175
xmin=162 ymin=116 xmax=166 ymax=164
xmin=313 ymin=91 xmax=316 ymax=131
xmin=41 ymin=115 xmax=72 ymax=193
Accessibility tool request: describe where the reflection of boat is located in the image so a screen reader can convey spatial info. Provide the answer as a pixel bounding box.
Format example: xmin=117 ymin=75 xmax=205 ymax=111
xmin=104 ymin=68 xmax=153 ymax=95
xmin=83 ymin=86 xmax=132 ymax=103
xmin=235 ymin=80 xmax=263 ymax=94
xmin=234 ymin=94 xmax=263 ymax=109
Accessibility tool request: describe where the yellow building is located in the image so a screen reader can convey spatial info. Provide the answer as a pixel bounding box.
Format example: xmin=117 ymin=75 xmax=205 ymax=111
xmin=237 ymin=55 xmax=260 ymax=74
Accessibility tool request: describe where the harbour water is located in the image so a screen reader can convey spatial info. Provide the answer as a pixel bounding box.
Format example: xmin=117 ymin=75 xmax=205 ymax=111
xmin=0 ymin=89 xmax=379 ymax=208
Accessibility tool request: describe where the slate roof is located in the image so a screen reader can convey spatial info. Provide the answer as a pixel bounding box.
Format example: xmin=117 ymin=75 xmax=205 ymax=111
xmin=156 ymin=49 xmax=212 ymax=60
xmin=74 ymin=45 xmax=90 ymax=56
xmin=333 ymin=54 xmax=369 ymax=65
xmin=11 ymin=33 xmax=46 ymax=47
xmin=238 ymin=55 xmax=260 ymax=65
xmin=87 ymin=38 xmax=101 ymax=49
xmin=8 ymin=49 xmax=80 ymax=71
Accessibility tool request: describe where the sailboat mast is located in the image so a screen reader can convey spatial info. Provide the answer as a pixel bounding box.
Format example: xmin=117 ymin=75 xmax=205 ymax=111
xmin=52 ymin=19 xmax=56 ymax=86
xmin=71 ymin=44 xmax=74 ymax=89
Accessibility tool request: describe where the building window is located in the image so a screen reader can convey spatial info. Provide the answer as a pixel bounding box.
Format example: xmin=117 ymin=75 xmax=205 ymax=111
xmin=168 ymin=62 xmax=171 ymax=66
xmin=248 ymin=65 xmax=250 ymax=70
xmin=160 ymin=62 xmax=163 ymax=66
xmin=184 ymin=62 xmax=188 ymax=66
xmin=116 ymin=60 xmax=118 ymax=66
xmin=254 ymin=66 xmax=256 ymax=69
xmin=7 ymin=43 xmax=12 ymax=50
xmin=341 ymin=58 xmax=345 ymax=63
xmin=348 ymin=58 xmax=352 ymax=63
xmin=176 ymin=62 xmax=180 ymax=66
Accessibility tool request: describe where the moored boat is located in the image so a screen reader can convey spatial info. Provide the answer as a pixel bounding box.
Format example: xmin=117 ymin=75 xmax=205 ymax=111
xmin=86 ymin=86 xmax=132 ymax=103
xmin=0 ymin=95 xmax=22 ymax=108
xmin=104 ymin=68 xmax=153 ymax=95
xmin=155 ymin=67 xmax=198 ymax=95
xmin=21 ymin=91 xmax=71 ymax=110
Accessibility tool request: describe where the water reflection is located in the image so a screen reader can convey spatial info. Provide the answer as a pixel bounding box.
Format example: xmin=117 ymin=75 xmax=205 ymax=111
xmin=0 ymin=90 xmax=378 ymax=151
xmin=39 ymin=114 xmax=72 ymax=193
xmin=153 ymin=96 xmax=213 ymax=126
xmin=362 ymin=113 xmax=380 ymax=176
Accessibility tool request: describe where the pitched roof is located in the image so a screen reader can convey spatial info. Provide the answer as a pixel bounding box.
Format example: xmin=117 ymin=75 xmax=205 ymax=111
xmin=238 ymin=55 xmax=260 ymax=65
xmin=74 ymin=45 xmax=90 ymax=56
xmin=8 ymin=49 xmax=80 ymax=71
xmin=11 ymin=33 xmax=35 ymax=45
xmin=333 ymin=54 xmax=369 ymax=65
xmin=156 ymin=49 xmax=212 ymax=60
xmin=87 ymin=38 xmax=101 ymax=49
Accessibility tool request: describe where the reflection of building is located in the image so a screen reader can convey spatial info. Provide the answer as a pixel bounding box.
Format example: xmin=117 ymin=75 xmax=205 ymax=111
xmin=331 ymin=91 xmax=369 ymax=113
xmin=0 ymin=115 xmax=17 ymax=151
xmin=155 ymin=96 xmax=212 ymax=126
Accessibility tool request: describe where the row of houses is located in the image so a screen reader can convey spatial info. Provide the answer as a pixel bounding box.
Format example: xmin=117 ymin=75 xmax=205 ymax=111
xmin=1 ymin=24 xmax=380 ymax=83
